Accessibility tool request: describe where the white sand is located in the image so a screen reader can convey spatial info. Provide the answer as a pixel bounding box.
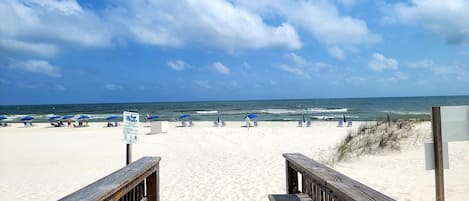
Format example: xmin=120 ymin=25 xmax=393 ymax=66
xmin=0 ymin=121 xmax=467 ymax=201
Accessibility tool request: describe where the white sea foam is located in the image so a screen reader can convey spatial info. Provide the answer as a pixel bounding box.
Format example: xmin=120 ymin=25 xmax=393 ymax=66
xmin=307 ymin=108 xmax=348 ymax=113
xmin=382 ymin=110 xmax=430 ymax=115
xmin=196 ymin=110 xmax=218 ymax=114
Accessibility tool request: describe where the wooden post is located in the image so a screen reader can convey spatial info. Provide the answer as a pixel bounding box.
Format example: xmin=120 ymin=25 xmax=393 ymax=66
xmin=432 ymin=107 xmax=445 ymax=201
xmin=147 ymin=169 xmax=159 ymax=201
xmin=286 ymin=160 xmax=298 ymax=194
xmin=126 ymin=143 xmax=132 ymax=165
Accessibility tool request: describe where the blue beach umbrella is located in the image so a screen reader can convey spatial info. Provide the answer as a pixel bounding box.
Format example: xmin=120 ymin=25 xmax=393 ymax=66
xmin=62 ymin=115 xmax=74 ymax=120
xmin=21 ymin=116 xmax=34 ymax=121
xmin=106 ymin=115 xmax=118 ymax=121
xmin=0 ymin=115 xmax=7 ymax=120
xmin=77 ymin=115 xmax=90 ymax=120
xmin=179 ymin=114 xmax=191 ymax=119
xmin=48 ymin=115 xmax=61 ymax=121
xmin=246 ymin=114 xmax=257 ymax=119
xmin=147 ymin=115 xmax=159 ymax=121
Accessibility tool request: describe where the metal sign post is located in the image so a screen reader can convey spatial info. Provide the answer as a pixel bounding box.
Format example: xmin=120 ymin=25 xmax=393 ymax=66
xmin=123 ymin=111 xmax=139 ymax=165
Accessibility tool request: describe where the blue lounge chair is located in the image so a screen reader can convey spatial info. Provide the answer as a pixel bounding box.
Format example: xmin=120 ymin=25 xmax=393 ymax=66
xmin=347 ymin=121 xmax=353 ymax=127
xmin=306 ymin=120 xmax=311 ymax=127
xmin=337 ymin=121 xmax=343 ymax=127
xmin=298 ymin=120 xmax=303 ymax=127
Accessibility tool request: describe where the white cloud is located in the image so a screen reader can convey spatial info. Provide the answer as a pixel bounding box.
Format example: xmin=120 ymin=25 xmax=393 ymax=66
xmin=109 ymin=0 xmax=301 ymax=51
xmin=407 ymin=60 xmax=469 ymax=82
xmin=167 ymin=60 xmax=186 ymax=71
xmin=279 ymin=64 xmax=309 ymax=79
xmin=0 ymin=0 xmax=112 ymax=47
xmin=8 ymin=59 xmax=61 ymax=77
xmin=390 ymin=0 xmax=469 ymax=44
xmin=212 ymin=62 xmax=231 ymax=74
xmin=328 ymin=47 xmax=346 ymax=60
xmin=55 ymin=84 xmax=65 ymax=91
xmin=237 ymin=0 xmax=380 ymax=57
xmin=280 ymin=53 xmax=332 ymax=79
xmin=368 ymin=53 xmax=398 ymax=72
xmin=195 ymin=80 xmax=211 ymax=89
xmin=105 ymin=84 xmax=122 ymax=90
xmin=0 ymin=39 xmax=59 ymax=58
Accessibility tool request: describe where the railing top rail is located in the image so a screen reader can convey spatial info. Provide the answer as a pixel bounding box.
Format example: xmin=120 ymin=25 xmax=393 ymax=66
xmin=283 ymin=153 xmax=395 ymax=201
xmin=59 ymin=156 xmax=161 ymax=201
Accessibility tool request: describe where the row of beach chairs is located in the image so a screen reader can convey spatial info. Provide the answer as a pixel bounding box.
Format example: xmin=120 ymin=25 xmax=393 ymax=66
xmin=338 ymin=120 xmax=353 ymax=127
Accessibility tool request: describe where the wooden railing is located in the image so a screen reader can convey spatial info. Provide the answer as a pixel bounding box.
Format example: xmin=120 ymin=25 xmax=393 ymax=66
xmin=59 ymin=156 xmax=161 ymax=201
xmin=271 ymin=153 xmax=395 ymax=201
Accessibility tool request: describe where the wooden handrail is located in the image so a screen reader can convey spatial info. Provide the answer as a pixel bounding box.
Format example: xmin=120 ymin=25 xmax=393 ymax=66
xmin=283 ymin=153 xmax=395 ymax=201
xmin=59 ymin=156 xmax=161 ymax=201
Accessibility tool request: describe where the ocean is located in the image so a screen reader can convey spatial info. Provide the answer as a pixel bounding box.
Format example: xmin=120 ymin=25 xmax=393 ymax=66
xmin=1 ymin=96 xmax=469 ymax=122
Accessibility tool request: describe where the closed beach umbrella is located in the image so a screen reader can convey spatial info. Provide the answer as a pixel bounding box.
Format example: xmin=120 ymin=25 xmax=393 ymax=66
xmin=62 ymin=115 xmax=74 ymax=120
xmin=179 ymin=114 xmax=191 ymax=119
xmin=77 ymin=115 xmax=90 ymax=120
xmin=21 ymin=116 xmax=34 ymax=121
xmin=246 ymin=114 xmax=257 ymax=119
xmin=0 ymin=115 xmax=7 ymax=121
xmin=106 ymin=115 xmax=118 ymax=121
xmin=48 ymin=115 xmax=61 ymax=121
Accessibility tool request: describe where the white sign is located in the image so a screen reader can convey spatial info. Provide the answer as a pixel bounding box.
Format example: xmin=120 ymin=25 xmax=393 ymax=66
xmin=123 ymin=111 xmax=139 ymax=144
xmin=425 ymin=142 xmax=449 ymax=170
xmin=441 ymin=105 xmax=469 ymax=142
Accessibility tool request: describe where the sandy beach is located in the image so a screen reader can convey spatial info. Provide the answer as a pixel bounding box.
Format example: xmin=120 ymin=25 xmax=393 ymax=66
xmin=0 ymin=121 xmax=468 ymax=201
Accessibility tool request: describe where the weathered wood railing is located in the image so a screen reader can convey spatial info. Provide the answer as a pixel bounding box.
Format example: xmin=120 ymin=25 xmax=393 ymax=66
xmin=269 ymin=153 xmax=395 ymax=201
xmin=59 ymin=156 xmax=161 ymax=201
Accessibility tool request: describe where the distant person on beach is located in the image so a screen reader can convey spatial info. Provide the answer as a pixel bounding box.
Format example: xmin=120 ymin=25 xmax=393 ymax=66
xmin=67 ymin=119 xmax=72 ymax=128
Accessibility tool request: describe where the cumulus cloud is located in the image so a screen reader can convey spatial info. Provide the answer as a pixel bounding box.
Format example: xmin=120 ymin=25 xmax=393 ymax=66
xmin=167 ymin=60 xmax=186 ymax=71
xmin=390 ymin=0 xmax=469 ymax=44
xmin=328 ymin=47 xmax=345 ymax=60
xmin=279 ymin=53 xmax=332 ymax=79
xmin=195 ymin=80 xmax=211 ymax=89
xmin=105 ymin=84 xmax=122 ymax=90
xmin=212 ymin=62 xmax=231 ymax=74
xmin=407 ymin=60 xmax=469 ymax=82
xmin=8 ymin=59 xmax=61 ymax=77
xmin=368 ymin=53 xmax=398 ymax=72
xmin=0 ymin=39 xmax=59 ymax=58
xmin=108 ymin=0 xmax=301 ymax=51
xmin=236 ymin=0 xmax=380 ymax=58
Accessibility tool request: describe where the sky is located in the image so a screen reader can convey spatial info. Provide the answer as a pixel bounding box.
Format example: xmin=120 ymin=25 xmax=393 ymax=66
xmin=1 ymin=0 xmax=469 ymax=105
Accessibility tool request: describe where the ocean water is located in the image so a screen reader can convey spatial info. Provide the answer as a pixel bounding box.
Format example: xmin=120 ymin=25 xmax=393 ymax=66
xmin=1 ymin=96 xmax=469 ymax=122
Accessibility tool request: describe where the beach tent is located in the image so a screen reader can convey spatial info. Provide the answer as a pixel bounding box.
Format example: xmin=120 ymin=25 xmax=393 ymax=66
xmin=246 ymin=114 xmax=257 ymax=119
xmin=77 ymin=115 xmax=90 ymax=120
xmin=106 ymin=115 xmax=118 ymax=121
xmin=0 ymin=115 xmax=7 ymax=126
xmin=48 ymin=115 xmax=61 ymax=121
xmin=62 ymin=115 xmax=74 ymax=120
xmin=106 ymin=115 xmax=119 ymax=127
xmin=21 ymin=116 xmax=34 ymax=121
xmin=147 ymin=115 xmax=159 ymax=121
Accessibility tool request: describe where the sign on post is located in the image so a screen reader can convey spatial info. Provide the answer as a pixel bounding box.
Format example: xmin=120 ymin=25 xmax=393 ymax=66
xmin=441 ymin=106 xmax=469 ymax=142
xmin=123 ymin=111 xmax=139 ymax=144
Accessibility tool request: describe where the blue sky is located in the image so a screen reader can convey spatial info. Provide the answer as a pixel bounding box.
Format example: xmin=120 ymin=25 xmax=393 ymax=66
xmin=1 ymin=0 xmax=469 ymax=105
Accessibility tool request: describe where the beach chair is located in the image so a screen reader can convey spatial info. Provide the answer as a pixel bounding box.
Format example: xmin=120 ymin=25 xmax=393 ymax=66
xmin=221 ymin=120 xmax=226 ymax=127
xmin=189 ymin=120 xmax=194 ymax=127
xmin=298 ymin=120 xmax=303 ymax=127
xmin=181 ymin=121 xmax=186 ymax=127
xmin=114 ymin=122 xmax=118 ymax=127
xmin=253 ymin=121 xmax=258 ymax=127
xmin=306 ymin=120 xmax=311 ymax=127
xmin=213 ymin=121 xmax=218 ymax=127
xmin=337 ymin=121 xmax=343 ymax=127
xmin=347 ymin=121 xmax=352 ymax=127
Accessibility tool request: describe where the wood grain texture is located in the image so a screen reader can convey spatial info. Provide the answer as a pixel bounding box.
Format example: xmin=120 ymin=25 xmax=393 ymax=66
xmin=268 ymin=193 xmax=313 ymax=201
xmin=283 ymin=153 xmax=395 ymax=201
xmin=431 ymin=107 xmax=445 ymax=201
xmin=59 ymin=156 xmax=161 ymax=201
